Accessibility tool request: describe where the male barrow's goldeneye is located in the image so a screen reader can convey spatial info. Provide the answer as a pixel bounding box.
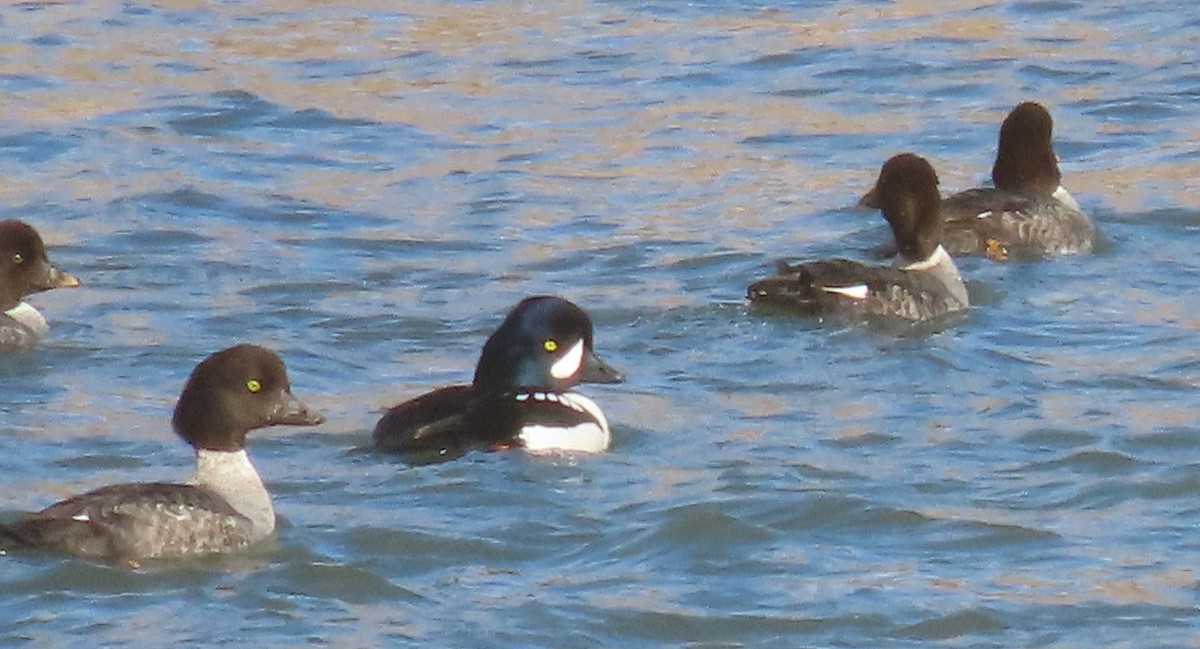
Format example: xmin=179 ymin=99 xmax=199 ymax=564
xmin=0 ymin=345 xmax=324 ymax=562
xmin=373 ymin=296 xmax=624 ymax=460
xmin=861 ymin=101 xmax=1094 ymax=261
xmin=0 ymin=219 xmax=80 ymax=349
xmin=748 ymin=153 xmax=969 ymax=322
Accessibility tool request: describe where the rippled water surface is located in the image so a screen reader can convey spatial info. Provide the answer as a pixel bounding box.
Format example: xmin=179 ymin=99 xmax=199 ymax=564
xmin=2 ymin=1 xmax=1200 ymax=646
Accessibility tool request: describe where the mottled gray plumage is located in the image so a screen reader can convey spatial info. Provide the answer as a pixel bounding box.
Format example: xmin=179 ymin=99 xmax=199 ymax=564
xmin=751 ymin=252 xmax=967 ymax=321
xmin=939 ymin=188 xmax=1094 ymax=259
xmin=3 ymin=483 xmax=257 ymax=560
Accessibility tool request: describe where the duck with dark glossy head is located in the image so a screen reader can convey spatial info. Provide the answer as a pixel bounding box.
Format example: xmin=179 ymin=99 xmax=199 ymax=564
xmin=373 ymin=296 xmax=624 ymax=461
xmin=749 ymin=153 xmax=969 ymax=322
xmin=0 ymin=345 xmax=324 ymax=562
xmin=0 ymin=219 xmax=80 ymax=349
xmin=860 ymin=102 xmax=1095 ymax=260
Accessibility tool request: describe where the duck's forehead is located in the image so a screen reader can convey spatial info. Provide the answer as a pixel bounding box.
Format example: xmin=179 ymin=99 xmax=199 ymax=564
xmin=1 ymin=228 xmax=41 ymax=255
xmin=205 ymin=349 xmax=286 ymax=384
xmin=549 ymin=313 xmax=591 ymax=343
xmin=246 ymin=356 xmax=286 ymax=381
xmin=506 ymin=298 xmax=594 ymax=344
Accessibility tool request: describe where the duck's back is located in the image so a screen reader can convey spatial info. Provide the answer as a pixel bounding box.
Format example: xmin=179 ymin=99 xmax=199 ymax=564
xmin=748 ymin=257 xmax=966 ymax=322
xmin=372 ymin=385 xmax=480 ymax=455
xmin=941 ymin=188 xmax=1095 ymax=257
xmin=1 ymin=482 xmax=258 ymax=561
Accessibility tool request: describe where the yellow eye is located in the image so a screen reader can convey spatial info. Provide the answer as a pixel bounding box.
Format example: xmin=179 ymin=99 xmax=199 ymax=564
xmin=543 ymin=339 xmax=558 ymax=353
xmin=246 ymin=379 xmax=262 ymax=393
xmin=12 ymin=253 xmax=22 ymax=264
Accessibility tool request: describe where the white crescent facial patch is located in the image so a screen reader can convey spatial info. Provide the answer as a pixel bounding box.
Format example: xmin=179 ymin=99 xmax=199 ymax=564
xmin=550 ymin=339 xmax=585 ymax=380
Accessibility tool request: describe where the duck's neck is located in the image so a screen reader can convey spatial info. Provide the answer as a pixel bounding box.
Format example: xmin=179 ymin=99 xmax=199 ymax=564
xmin=5 ymin=302 xmax=48 ymax=337
xmin=1052 ymin=185 xmax=1080 ymax=211
xmin=894 ymin=244 xmax=949 ymax=271
xmin=897 ymin=245 xmax=969 ymax=308
xmin=191 ymin=449 xmax=275 ymax=536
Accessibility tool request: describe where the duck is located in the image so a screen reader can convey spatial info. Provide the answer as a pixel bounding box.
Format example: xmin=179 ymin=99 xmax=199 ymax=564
xmin=748 ymin=153 xmax=969 ymax=322
xmin=0 ymin=219 xmax=80 ymax=349
xmin=860 ymin=101 xmax=1095 ymax=261
xmin=0 ymin=344 xmax=324 ymax=562
xmin=373 ymin=296 xmax=624 ymax=460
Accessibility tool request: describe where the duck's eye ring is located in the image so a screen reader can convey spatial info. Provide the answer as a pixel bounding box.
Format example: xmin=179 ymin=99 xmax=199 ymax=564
xmin=543 ymin=339 xmax=558 ymax=353
xmin=246 ymin=379 xmax=262 ymax=393
xmin=12 ymin=253 xmax=22 ymax=264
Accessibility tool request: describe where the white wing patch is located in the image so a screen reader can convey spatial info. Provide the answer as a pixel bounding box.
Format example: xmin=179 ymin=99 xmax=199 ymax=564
xmin=550 ymin=339 xmax=585 ymax=380
xmin=822 ymin=284 xmax=870 ymax=300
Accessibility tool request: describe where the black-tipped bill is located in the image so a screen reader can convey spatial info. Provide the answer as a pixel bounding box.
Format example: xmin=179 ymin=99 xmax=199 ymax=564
xmin=579 ymin=348 xmax=624 ymax=384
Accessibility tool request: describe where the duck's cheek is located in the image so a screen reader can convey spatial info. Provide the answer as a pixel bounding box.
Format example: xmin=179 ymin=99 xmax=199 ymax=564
xmin=550 ymin=339 xmax=584 ymax=380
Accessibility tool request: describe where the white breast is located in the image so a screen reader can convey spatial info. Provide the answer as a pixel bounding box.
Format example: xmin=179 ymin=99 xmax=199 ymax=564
xmin=516 ymin=392 xmax=611 ymax=453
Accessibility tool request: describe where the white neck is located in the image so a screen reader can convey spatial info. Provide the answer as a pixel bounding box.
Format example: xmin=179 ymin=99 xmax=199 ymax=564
xmin=190 ymin=449 xmax=275 ymax=537
xmin=896 ymin=244 xmax=950 ymax=271
xmin=897 ymin=244 xmax=969 ymax=308
xmin=1052 ymin=185 xmax=1080 ymax=211
xmin=5 ymin=302 xmax=48 ymax=337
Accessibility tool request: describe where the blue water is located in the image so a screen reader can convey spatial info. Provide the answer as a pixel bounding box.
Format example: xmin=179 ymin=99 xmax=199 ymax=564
xmin=2 ymin=1 xmax=1200 ymax=646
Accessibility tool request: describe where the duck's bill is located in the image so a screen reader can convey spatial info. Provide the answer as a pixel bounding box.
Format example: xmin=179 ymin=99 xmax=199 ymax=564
xmin=579 ymin=349 xmax=625 ymax=384
xmin=271 ymin=392 xmax=326 ymax=426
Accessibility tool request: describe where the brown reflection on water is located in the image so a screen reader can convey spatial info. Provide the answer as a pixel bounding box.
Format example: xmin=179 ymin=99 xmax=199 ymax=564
xmin=0 ymin=0 xmax=1193 ymax=222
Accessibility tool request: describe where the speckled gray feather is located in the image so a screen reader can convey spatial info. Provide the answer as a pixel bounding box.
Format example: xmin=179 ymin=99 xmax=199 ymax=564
xmin=2 ymin=483 xmax=259 ymax=560
xmin=748 ymin=254 xmax=968 ymax=322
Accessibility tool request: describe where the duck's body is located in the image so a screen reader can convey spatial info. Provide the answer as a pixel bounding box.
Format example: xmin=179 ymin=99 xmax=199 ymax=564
xmin=373 ymin=297 xmax=623 ymax=460
xmin=0 ymin=345 xmax=324 ymax=562
xmin=4 ymin=475 xmax=262 ymax=560
xmin=861 ymin=102 xmax=1094 ymax=260
xmin=754 ymin=247 xmax=967 ymax=321
xmin=0 ymin=220 xmax=80 ymax=349
xmin=749 ymin=154 xmax=968 ymax=322
xmin=937 ymin=187 xmax=1094 ymax=260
